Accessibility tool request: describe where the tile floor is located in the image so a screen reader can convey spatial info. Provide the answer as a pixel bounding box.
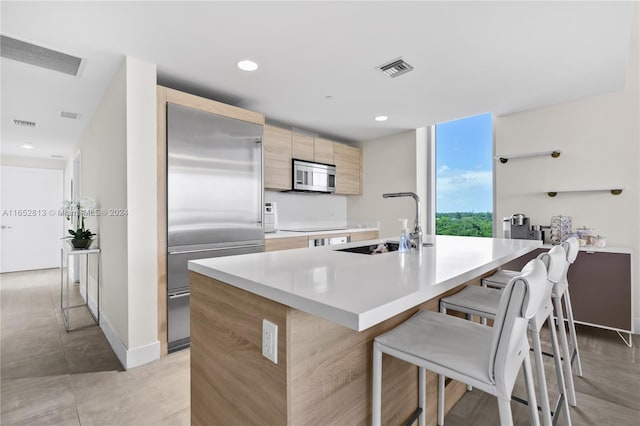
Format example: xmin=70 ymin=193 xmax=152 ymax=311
xmin=2 ymin=268 xmax=639 ymax=425
xmin=1 ymin=268 xmax=189 ymax=425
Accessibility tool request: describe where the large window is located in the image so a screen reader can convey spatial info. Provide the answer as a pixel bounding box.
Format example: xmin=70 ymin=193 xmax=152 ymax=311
xmin=435 ymin=113 xmax=493 ymax=237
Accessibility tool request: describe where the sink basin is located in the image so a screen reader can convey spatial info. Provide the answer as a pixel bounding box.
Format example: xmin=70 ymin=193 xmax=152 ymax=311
xmin=337 ymin=242 xmax=400 ymax=255
xmin=337 ymin=241 xmax=434 ymax=255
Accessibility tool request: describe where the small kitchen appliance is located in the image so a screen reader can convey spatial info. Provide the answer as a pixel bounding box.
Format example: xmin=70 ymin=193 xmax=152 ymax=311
xmin=509 ymin=213 xmax=530 ymax=239
xmin=292 ymin=159 xmax=336 ymax=193
xmin=507 ymin=213 xmax=544 ymax=241
xmin=264 ymin=202 xmax=278 ymax=233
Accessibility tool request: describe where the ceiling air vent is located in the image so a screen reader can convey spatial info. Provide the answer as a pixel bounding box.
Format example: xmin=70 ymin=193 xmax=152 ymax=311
xmin=61 ymin=111 xmax=81 ymax=120
xmin=377 ymin=58 xmax=414 ymax=78
xmin=13 ymin=119 xmax=36 ymax=127
xmin=1 ymin=35 xmax=83 ymax=76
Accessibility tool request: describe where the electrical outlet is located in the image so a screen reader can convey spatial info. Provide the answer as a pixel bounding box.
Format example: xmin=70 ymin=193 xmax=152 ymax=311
xmin=262 ymin=319 xmax=278 ymax=364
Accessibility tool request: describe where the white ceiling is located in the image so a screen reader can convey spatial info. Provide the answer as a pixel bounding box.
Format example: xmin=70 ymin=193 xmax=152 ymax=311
xmin=1 ymin=1 xmax=635 ymax=160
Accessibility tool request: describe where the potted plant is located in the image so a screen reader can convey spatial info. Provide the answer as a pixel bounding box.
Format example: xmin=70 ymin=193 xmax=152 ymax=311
xmin=62 ymin=197 xmax=96 ymax=249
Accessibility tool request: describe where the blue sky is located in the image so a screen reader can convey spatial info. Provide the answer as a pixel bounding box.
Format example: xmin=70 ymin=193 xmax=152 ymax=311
xmin=435 ymin=113 xmax=493 ymax=213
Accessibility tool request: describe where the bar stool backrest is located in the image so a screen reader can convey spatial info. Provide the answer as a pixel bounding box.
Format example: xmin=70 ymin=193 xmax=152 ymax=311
xmin=488 ymin=259 xmax=550 ymax=399
xmin=531 ymin=245 xmax=566 ymax=330
xmin=538 ymin=245 xmax=566 ymax=285
xmin=557 ymin=237 xmax=579 ymax=294
xmin=562 ymin=237 xmax=579 ymax=265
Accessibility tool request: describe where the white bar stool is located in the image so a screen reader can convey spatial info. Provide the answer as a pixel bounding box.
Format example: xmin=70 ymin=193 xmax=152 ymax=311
xmin=439 ymin=246 xmax=571 ymax=426
xmin=482 ymin=238 xmax=582 ymax=406
xmin=372 ymin=259 xmax=550 ymax=426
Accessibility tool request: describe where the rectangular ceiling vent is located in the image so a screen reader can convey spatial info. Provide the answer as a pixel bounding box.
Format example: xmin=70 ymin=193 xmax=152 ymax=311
xmin=377 ymin=58 xmax=414 ymax=78
xmin=61 ymin=111 xmax=81 ymax=120
xmin=1 ymin=35 xmax=83 ymax=76
xmin=13 ymin=119 xmax=36 ymax=127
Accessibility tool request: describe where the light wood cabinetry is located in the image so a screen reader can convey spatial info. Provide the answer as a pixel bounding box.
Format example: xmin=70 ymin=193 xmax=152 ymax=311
xmin=350 ymin=230 xmax=379 ymax=242
xmin=264 ymin=125 xmax=292 ymax=191
xmin=314 ymin=137 xmax=334 ymax=164
xmin=334 ymin=143 xmax=362 ymax=195
xmin=263 ymin=125 xmax=362 ymax=195
xmin=291 ymin=131 xmax=315 ymax=162
xmin=265 ymin=236 xmax=309 ymax=252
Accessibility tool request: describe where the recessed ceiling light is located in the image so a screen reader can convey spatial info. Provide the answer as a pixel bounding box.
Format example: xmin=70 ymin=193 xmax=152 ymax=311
xmin=21 ymin=144 xmax=34 ymax=149
xmin=374 ymin=115 xmax=388 ymax=122
xmin=237 ymin=60 xmax=258 ymax=71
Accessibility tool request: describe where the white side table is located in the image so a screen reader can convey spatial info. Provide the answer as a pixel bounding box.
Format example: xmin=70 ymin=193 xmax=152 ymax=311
xmin=60 ymin=245 xmax=101 ymax=331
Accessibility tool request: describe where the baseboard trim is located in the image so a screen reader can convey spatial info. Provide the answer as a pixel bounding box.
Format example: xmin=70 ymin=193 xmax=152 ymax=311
xmin=100 ymin=313 xmax=160 ymax=370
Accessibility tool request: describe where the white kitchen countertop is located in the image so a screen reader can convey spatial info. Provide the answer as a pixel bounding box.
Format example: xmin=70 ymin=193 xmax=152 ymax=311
xmin=265 ymin=226 xmax=378 ymax=239
xmin=189 ymin=235 xmax=542 ymax=331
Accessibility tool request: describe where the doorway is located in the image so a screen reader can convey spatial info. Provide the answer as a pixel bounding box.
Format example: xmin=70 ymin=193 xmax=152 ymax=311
xmin=0 ymin=166 xmax=64 ymax=272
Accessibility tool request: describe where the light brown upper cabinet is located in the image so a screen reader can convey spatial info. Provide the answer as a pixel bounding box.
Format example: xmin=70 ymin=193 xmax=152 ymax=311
xmin=314 ymin=138 xmax=334 ymax=164
xmin=264 ymin=125 xmax=361 ymax=195
xmin=291 ymin=131 xmax=315 ymax=162
xmin=264 ymin=125 xmax=292 ymax=190
xmin=334 ymin=143 xmax=362 ymax=195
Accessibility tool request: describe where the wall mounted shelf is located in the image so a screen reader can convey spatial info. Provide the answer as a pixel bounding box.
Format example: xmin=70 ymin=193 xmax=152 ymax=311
xmin=547 ymin=188 xmax=623 ymax=197
xmin=496 ymin=150 xmax=561 ymax=164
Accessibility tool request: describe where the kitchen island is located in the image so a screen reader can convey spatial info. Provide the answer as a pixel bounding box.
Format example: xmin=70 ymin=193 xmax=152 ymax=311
xmin=188 ymin=235 xmax=541 ymax=426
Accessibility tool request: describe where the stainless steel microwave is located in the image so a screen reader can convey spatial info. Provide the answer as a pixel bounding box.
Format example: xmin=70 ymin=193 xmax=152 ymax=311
xmin=292 ymin=159 xmax=336 ymax=193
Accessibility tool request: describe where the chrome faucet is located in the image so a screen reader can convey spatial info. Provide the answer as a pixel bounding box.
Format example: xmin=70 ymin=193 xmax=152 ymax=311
xmin=382 ymin=192 xmax=423 ymax=250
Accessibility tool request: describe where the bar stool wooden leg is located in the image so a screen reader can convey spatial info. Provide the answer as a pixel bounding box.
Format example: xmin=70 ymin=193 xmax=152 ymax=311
xmin=553 ymin=296 xmax=577 ymax=406
xmin=563 ymin=290 xmax=583 ymax=376
xmin=531 ymin=330 xmax=553 ymax=426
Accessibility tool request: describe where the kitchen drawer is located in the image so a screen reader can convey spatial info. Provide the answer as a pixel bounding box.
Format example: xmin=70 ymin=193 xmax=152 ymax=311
xmin=265 ymin=236 xmax=309 ymax=252
xmin=350 ymin=230 xmax=379 ymax=242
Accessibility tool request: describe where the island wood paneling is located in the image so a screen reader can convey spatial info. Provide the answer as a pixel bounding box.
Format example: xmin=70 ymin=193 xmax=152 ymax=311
xmin=191 ymin=272 xmax=288 ymax=426
xmin=190 ymin=270 xmax=495 ymax=425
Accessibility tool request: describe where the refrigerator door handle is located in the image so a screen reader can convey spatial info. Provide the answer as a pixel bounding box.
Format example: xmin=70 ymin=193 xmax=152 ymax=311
xmin=169 ymin=244 xmax=265 ymax=255
xmin=168 ymin=290 xmax=190 ymax=300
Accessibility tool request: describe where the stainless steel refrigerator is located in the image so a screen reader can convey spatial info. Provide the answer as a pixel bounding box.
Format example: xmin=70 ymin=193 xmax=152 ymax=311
xmin=166 ymin=103 xmax=264 ymax=352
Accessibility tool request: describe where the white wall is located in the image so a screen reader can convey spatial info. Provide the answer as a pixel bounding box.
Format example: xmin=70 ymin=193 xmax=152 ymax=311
xmin=495 ymin=5 xmax=639 ymax=330
xmin=265 ymin=191 xmax=347 ymax=228
xmin=81 ymin=59 xmax=130 ymax=348
xmin=347 ymin=130 xmax=421 ymax=239
xmin=78 ymin=56 xmax=159 ymax=368
xmin=124 ymin=57 xmax=158 ymax=351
